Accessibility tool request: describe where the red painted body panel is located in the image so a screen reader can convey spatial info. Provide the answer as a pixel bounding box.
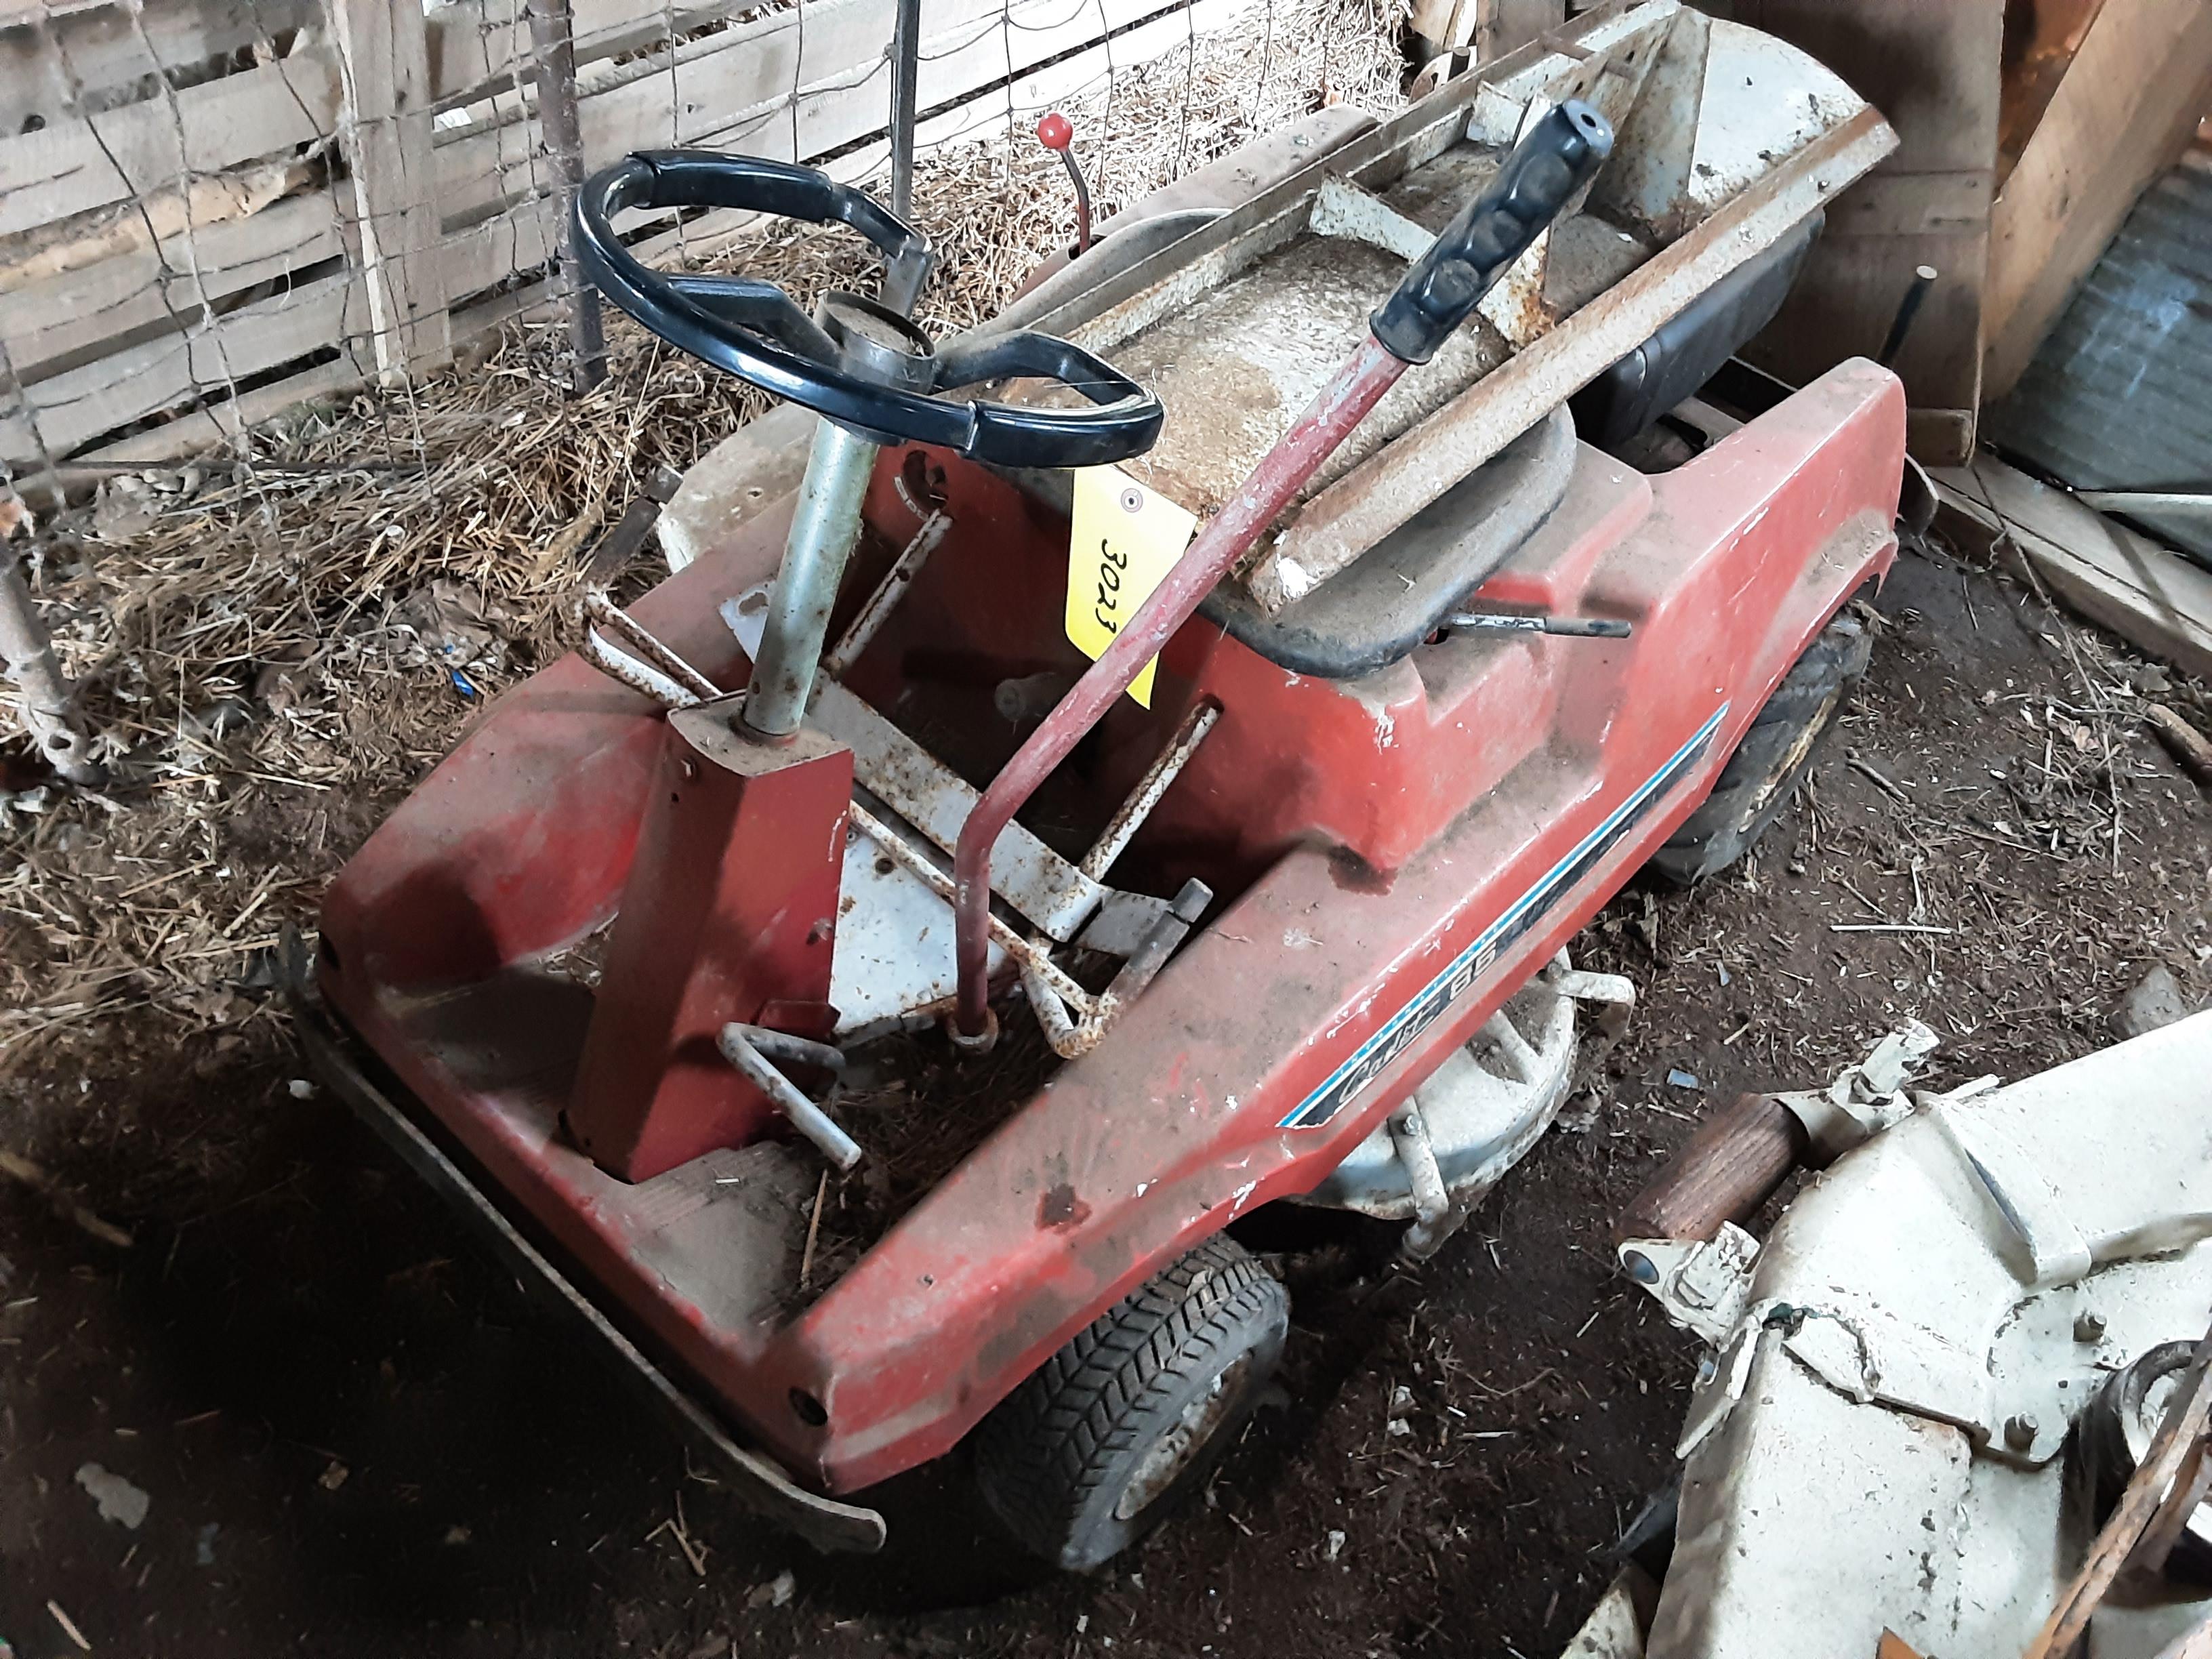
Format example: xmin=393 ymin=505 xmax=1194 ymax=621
xmin=317 ymin=358 xmax=1903 ymax=1499
xmin=568 ymin=708 xmax=852 ymax=1182
xmin=951 ymin=333 xmax=1410 ymax=1031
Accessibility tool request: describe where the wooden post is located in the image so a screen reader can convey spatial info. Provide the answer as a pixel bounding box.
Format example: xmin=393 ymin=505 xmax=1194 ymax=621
xmin=329 ymin=0 xmax=451 ymax=384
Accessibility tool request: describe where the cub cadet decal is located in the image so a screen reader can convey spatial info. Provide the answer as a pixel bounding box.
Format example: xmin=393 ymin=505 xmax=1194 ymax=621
xmin=1279 ymin=705 xmax=1729 ymax=1131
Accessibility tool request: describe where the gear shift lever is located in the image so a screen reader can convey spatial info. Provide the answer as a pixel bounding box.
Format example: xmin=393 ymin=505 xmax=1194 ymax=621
xmin=1036 ymin=111 xmax=1092 ymax=258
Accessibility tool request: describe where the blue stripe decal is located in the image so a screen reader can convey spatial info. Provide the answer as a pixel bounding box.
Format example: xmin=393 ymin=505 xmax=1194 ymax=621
xmin=1278 ymin=705 xmax=1729 ymax=1132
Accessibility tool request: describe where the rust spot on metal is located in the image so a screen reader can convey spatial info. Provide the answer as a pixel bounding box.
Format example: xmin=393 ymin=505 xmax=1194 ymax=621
xmin=1328 ymin=846 xmax=1395 ymax=894
xmin=1038 ymin=1182 xmax=1091 ymax=1230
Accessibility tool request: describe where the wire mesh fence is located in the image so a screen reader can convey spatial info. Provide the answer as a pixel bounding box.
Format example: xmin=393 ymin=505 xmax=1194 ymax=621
xmin=0 ymin=0 xmax=1401 ymax=485
xmin=0 ymin=0 xmax=1404 ymax=1062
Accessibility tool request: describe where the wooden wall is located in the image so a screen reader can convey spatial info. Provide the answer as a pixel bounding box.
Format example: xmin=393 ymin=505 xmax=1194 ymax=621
xmin=0 ymin=0 xmax=1260 ymax=480
xmin=1700 ymin=0 xmax=2006 ymax=466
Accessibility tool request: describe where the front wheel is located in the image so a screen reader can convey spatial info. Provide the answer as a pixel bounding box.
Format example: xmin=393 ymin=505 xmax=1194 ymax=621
xmin=972 ymin=1234 xmax=1289 ymax=1570
xmin=1645 ymin=611 xmax=1870 ymax=887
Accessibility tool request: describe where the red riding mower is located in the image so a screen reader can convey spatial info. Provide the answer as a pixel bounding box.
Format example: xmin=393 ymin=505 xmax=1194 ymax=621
xmin=293 ymin=2 xmax=1914 ymax=1570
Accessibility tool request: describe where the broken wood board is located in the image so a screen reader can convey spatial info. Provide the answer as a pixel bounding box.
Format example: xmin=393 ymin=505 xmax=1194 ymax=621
xmin=1982 ymin=0 xmax=2212 ymax=402
xmin=1931 ymin=455 xmax=2212 ymax=683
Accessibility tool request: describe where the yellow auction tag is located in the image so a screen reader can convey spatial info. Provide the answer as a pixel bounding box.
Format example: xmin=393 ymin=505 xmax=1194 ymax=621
xmin=1065 ymin=465 xmax=1197 ymax=709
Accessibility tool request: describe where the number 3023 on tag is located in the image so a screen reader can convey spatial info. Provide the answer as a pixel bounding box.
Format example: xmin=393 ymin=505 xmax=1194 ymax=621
xmin=1063 ymin=465 xmax=1198 ymax=709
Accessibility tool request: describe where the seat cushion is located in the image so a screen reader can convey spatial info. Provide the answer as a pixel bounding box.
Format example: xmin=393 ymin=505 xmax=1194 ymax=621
xmin=1201 ymin=404 xmax=1577 ymax=678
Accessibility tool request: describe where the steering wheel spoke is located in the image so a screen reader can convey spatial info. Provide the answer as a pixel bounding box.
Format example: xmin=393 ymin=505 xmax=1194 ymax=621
xmin=662 ymin=273 xmax=834 ymax=359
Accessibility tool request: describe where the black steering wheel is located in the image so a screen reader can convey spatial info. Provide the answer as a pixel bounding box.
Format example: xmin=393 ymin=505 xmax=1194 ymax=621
xmin=573 ymin=151 xmax=1164 ymax=470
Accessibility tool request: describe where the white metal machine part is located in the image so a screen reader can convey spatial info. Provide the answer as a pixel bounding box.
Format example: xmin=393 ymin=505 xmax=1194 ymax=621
xmin=1625 ymin=1010 xmax=2212 ymax=1659
xmin=1300 ymin=951 xmax=1635 ymax=1252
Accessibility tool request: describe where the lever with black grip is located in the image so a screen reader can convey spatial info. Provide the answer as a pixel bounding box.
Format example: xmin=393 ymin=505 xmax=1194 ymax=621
xmin=1369 ymin=99 xmax=1614 ymax=366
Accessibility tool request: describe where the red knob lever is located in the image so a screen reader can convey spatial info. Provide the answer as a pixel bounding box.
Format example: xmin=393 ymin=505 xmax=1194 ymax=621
xmin=1033 ymin=111 xmax=1091 ymax=255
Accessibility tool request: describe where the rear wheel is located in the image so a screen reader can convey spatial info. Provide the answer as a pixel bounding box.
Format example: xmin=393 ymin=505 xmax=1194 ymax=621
xmin=1645 ymin=611 xmax=1870 ymax=887
xmin=972 ymin=1234 xmax=1289 ymax=1570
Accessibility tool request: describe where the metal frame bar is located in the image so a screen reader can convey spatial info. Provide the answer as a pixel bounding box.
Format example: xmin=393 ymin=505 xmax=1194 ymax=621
xmin=822 ymin=508 xmax=949 ymax=680
xmin=1078 ymin=699 xmax=1220 ymax=881
xmin=718 ymin=1025 xmax=863 ymax=1170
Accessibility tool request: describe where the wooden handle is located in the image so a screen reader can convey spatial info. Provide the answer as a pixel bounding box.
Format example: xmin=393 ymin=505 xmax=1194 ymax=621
xmin=1616 ymin=1092 xmax=1811 ymax=1245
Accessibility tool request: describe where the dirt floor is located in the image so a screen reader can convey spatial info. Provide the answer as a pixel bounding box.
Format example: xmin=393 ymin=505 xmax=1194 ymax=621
xmin=3 ymin=537 xmax=2209 ymax=1658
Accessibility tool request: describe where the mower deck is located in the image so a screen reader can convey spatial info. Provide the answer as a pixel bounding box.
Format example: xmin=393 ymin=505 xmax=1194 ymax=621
xmin=316 ymin=359 xmax=1902 ymax=1503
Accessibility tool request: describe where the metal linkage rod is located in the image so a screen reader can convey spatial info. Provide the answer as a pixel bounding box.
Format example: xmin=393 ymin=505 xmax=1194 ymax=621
xmin=823 ymin=508 xmax=949 ymax=681
xmin=1078 ymin=700 xmax=1219 ymax=881
xmin=719 ymin=1025 xmax=863 ymax=1170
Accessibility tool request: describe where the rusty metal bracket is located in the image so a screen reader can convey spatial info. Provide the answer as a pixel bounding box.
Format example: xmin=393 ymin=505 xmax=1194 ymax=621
xmin=0 ymin=547 xmax=102 ymax=785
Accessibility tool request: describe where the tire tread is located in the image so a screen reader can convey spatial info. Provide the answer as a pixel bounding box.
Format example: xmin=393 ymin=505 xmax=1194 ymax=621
xmin=974 ymin=1235 xmax=1287 ymax=1565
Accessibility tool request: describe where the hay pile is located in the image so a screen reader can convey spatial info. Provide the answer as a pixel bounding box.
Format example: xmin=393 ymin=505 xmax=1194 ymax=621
xmin=0 ymin=0 xmax=1407 ymax=1076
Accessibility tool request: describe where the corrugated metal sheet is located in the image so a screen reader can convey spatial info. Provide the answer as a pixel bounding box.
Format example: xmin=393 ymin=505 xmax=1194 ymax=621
xmin=1987 ymin=153 xmax=2212 ymax=565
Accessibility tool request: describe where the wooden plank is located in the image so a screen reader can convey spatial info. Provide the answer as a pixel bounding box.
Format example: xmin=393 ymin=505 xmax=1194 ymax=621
xmin=0 ymin=190 xmax=342 ymax=380
xmin=331 ymin=0 xmax=451 ymax=378
xmin=0 ymin=0 xmax=319 ymax=136
xmin=1982 ymin=0 xmax=2212 ymax=402
xmin=1491 ymin=0 xmax=1563 ymax=57
xmin=41 ymin=248 xmax=554 ymax=487
xmin=436 ymin=0 xmax=1243 ymax=273
xmin=1995 ymin=0 xmax=2105 ymax=186
xmin=1713 ymin=0 xmax=2004 ymax=467
xmin=0 ymin=43 xmax=341 ymax=241
xmin=1407 ymin=0 xmax=1465 ymax=56
xmin=49 ymin=353 xmax=366 ymax=484
xmin=432 ymin=0 xmax=1010 ymax=222
xmin=1930 ymin=455 xmax=2212 ymax=682
xmin=0 ymin=153 xmax=310 ymax=286
xmin=426 ymin=0 xmax=756 ymax=108
xmin=1 ymin=266 xmax=366 ymax=461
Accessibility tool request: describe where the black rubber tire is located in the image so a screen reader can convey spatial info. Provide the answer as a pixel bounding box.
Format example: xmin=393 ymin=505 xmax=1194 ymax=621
xmin=972 ymin=1234 xmax=1290 ymax=1571
xmin=1645 ymin=611 xmax=1870 ymax=888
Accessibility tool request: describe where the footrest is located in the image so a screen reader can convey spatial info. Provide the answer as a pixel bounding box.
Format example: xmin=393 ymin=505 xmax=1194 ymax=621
xmin=283 ymin=937 xmax=888 ymax=1555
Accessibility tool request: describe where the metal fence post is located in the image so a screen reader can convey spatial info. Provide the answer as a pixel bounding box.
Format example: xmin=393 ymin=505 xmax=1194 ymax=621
xmin=527 ymin=0 xmax=609 ymax=392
